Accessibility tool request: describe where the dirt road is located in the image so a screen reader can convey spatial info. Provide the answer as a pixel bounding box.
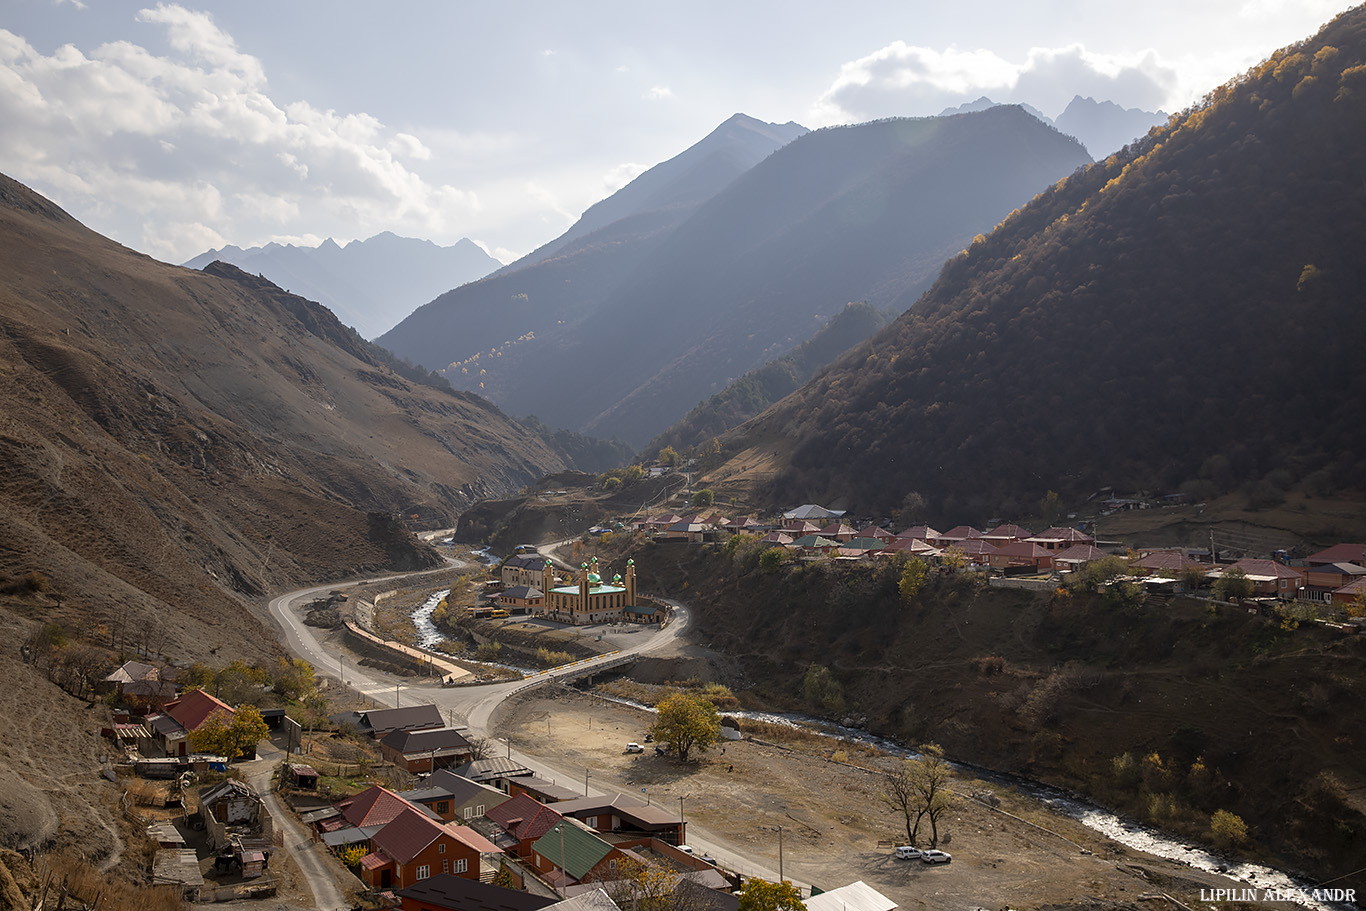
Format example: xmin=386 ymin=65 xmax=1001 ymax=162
xmin=497 ymin=688 xmax=1293 ymax=911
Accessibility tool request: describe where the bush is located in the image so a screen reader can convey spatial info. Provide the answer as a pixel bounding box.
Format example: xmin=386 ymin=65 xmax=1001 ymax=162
xmin=758 ymin=548 xmax=789 ymax=574
xmin=1210 ymin=809 xmax=1249 ymax=849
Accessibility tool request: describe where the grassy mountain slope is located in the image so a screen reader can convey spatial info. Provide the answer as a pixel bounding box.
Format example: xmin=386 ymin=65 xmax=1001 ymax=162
xmin=0 ymin=172 xmax=564 ymax=664
xmin=709 ymin=9 xmax=1366 ymax=521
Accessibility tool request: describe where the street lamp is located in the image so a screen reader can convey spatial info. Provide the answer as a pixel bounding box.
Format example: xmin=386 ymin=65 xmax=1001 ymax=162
xmin=554 ymin=824 xmax=566 ymax=898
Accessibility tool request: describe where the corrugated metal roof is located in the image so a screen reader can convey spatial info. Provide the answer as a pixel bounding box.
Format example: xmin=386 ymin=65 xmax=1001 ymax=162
xmin=805 ymin=881 xmax=897 ymax=911
xmin=531 ymin=821 xmax=613 ymax=880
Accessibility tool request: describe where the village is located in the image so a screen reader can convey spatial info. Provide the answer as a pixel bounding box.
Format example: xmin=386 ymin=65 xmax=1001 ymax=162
xmin=81 ymin=483 xmax=1366 ymax=911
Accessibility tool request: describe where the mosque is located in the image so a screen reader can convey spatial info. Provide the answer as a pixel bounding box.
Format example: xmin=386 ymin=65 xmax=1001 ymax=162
xmin=540 ymin=556 xmax=661 ymax=625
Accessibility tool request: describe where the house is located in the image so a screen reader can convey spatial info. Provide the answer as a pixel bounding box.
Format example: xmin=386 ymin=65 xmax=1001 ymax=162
xmin=499 ymin=585 xmax=544 ymax=614
xmin=896 ymin=525 xmax=941 ymax=545
xmin=805 ymin=881 xmax=898 ymax=911
xmin=360 ymin=704 xmax=446 ymax=739
xmin=1051 ymin=544 xmax=1110 ymax=573
xmin=381 ymin=727 xmax=474 ymax=774
xmin=840 ymin=537 xmax=889 ymax=555
xmin=195 ymin=779 xmax=272 ymax=852
xmin=947 ymin=538 xmax=996 ymax=565
xmin=981 ymin=524 xmax=1034 ymax=546
xmin=1304 ymin=544 xmax=1366 ymax=568
xmin=454 ymin=757 xmax=537 ymax=793
xmin=486 ymin=793 xmax=566 ymax=858
xmin=782 ymin=520 xmax=821 ymax=535
xmin=502 ymin=554 xmax=549 ymax=588
xmin=1208 ymin=559 xmax=1304 ymax=599
xmin=781 ymin=505 xmax=845 ymax=521
xmin=816 ymin=522 xmax=858 ymax=542
xmin=1026 ymin=527 xmax=1096 ymax=550
xmin=359 ymin=806 xmax=502 ymax=891
xmin=986 ymin=541 xmax=1053 ymax=572
xmin=1134 ymin=551 xmax=1203 ymax=576
xmin=856 ymin=525 xmax=896 ymax=542
xmin=882 ymin=538 xmax=939 ymax=558
xmin=418 ymin=770 xmax=512 ymax=823
xmin=397 ymin=873 xmax=559 ymax=911
xmin=937 ymin=525 xmax=983 ymax=545
xmin=102 ymin=660 xmax=160 ymax=693
xmin=788 ymin=535 xmax=841 ymax=558
xmin=529 ymin=820 xmax=632 ymax=891
xmin=550 ymin=793 xmax=685 ymax=845
xmin=336 ymin=785 xmax=441 ymax=829
xmin=1330 ymin=578 xmax=1366 ymax=605
xmin=507 ymin=777 xmax=582 ymax=804
xmin=1302 ymin=563 xmax=1366 ymax=602
xmin=147 ymin=689 xmax=237 ymax=757
xmin=757 ymin=532 xmax=794 ymax=546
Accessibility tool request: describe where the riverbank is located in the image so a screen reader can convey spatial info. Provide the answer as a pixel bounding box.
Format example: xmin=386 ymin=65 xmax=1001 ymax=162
xmin=496 ymin=687 xmax=1315 ymax=911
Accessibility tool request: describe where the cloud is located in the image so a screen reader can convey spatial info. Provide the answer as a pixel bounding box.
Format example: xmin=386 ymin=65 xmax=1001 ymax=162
xmin=645 ymin=85 xmax=673 ymax=101
xmin=811 ymin=41 xmax=1180 ymax=124
xmin=602 ymin=162 xmax=647 ymax=194
xmin=0 ymin=6 xmax=480 ymax=262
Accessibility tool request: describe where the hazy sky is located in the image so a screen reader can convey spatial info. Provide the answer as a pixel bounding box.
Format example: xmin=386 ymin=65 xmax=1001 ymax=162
xmin=1 ymin=0 xmax=1353 ymax=264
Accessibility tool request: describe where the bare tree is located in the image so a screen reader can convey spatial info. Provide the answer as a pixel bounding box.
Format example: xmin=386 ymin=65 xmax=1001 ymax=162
xmin=881 ymin=744 xmax=956 ymax=847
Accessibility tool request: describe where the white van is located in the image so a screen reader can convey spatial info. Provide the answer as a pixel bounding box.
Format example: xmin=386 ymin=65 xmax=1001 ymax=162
xmin=895 ymin=846 xmax=923 ymax=860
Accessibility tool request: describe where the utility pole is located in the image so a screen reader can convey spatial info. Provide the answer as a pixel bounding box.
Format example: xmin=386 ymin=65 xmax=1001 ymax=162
xmin=584 ymin=769 xmax=590 ymax=796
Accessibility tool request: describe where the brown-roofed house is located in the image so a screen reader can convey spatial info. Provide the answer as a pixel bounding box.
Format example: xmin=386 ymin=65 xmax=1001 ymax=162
xmin=361 ymin=806 xmax=501 ymax=891
xmin=361 ymin=704 xmax=446 ymax=739
xmin=486 ymin=793 xmax=565 ymax=858
xmin=382 ymin=727 xmax=474 ymax=774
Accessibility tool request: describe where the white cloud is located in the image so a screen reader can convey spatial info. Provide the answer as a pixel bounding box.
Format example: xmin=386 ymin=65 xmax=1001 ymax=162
xmin=645 ymin=85 xmax=673 ymax=101
xmin=602 ymin=162 xmax=647 ymax=193
xmin=0 ymin=7 xmax=481 ymax=262
xmin=811 ymin=41 xmax=1180 ymax=124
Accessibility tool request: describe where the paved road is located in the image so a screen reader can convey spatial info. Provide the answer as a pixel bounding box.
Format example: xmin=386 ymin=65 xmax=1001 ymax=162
xmin=265 ymin=573 xmax=799 ymax=901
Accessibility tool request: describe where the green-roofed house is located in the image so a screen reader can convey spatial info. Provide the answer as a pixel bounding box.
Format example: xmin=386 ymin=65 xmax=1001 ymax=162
xmin=529 ymin=819 xmax=630 ymax=889
xmin=540 ymin=557 xmax=651 ymax=626
xmin=788 ymin=535 xmax=841 ymax=558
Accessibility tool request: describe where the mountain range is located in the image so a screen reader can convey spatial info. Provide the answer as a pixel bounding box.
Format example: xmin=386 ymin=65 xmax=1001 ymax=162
xmin=380 ymin=107 xmax=1092 ymax=446
xmin=184 ymin=232 xmax=502 ymax=340
xmin=942 ymin=94 xmax=1168 ymax=158
xmin=705 ymin=8 xmax=1366 ymax=522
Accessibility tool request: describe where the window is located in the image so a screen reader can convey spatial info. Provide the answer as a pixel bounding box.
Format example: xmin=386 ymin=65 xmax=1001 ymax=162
xmin=475 ymin=804 xmax=485 ymax=815
xmin=585 ymin=816 xmax=597 ymax=828
xmin=415 ymin=865 xmax=430 ymax=880
xmin=456 ymin=858 xmax=468 ymax=874
xmin=437 ymin=801 xmax=450 ymax=814
xmin=438 ymin=843 xmax=446 ymax=854
xmin=463 ymin=806 xmax=473 ymax=819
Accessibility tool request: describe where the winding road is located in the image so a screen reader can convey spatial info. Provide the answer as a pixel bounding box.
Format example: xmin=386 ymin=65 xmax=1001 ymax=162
xmin=264 ymin=569 xmax=796 ymax=908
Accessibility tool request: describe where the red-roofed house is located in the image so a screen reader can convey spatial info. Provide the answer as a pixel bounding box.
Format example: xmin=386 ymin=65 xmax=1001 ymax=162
xmin=485 ymin=794 xmax=565 ymax=859
xmin=817 ymin=523 xmax=858 ymax=542
xmin=337 ymin=785 xmax=430 ymax=829
xmin=987 ymin=541 xmax=1053 ymax=571
xmin=1135 ymin=551 xmax=1202 ymax=576
xmin=1331 ymin=578 xmax=1366 ymax=605
xmin=938 ymin=526 xmax=983 ymax=544
xmin=1301 ymin=563 xmax=1366 ymax=602
xmin=947 ymin=538 xmax=996 ymax=565
xmin=1208 ymin=560 xmax=1304 ymax=599
xmin=148 ymin=689 xmax=237 ymax=757
xmin=897 ymin=525 xmax=942 ymax=545
xmin=360 ymin=806 xmax=501 ymax=891
xmin=1305 ymin=544 xmax=1366 ymax=567
xmin=981 ymin=524 xmax=1034 ymax=545
xmin=856 ymin=525 xmax=896 ymax=542
xmin=1051 ymin=544 xmax=1109 ymax=572
xmin=1026 ymin=527 xmax=1096 ymax=550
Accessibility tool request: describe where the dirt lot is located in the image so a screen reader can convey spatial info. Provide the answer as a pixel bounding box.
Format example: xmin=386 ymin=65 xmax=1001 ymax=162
xmin=497 ymin=688 xmax=1302 ymax=911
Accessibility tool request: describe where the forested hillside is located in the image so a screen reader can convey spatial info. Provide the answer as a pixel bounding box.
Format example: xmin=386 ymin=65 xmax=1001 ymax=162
xmin=710 ymin=8 xmax=1366 ymax=521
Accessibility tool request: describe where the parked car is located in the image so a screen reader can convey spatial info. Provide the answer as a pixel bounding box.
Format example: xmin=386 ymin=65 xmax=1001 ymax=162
xmin=894 ymin=846 xmax=924 ymax=860
xmin=677 ymin=845 xmax=694 ymax=855
xmin=921 ymin=849 xmax=952 ymax=864
xmin=699 ymin=854 xmax=718 ymax=865
xmin=625 ymin=742 xmax=644 ymax=754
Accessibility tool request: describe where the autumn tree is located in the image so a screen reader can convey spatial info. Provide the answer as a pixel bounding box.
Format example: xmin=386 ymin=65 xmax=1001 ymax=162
xmin=1212 ymin=567 xmax=1254 ymax=603
xmin=649 ymin=693 xmax=720 ymax=761
xmin=898 ymin=557 xmax=929 ymax=602
xmin=272 ymin=657 xmax=316 ymax=701
xmin=658 ymin=446 xmax=680 ymax=467
xmin=589 ymin=856 xmax=681 ymax=911
xmin=1209 ymin=809 xmax=1248 ymax=849
xmin=802 ymin=664 xmax=844 ymax=713
xmin=737 ymin=877 xmax=805 ymax=911
xmin=189 ymin=705 xmax=269 ymax=760
xmin=881 ymin=744 xmax=955 ymax=847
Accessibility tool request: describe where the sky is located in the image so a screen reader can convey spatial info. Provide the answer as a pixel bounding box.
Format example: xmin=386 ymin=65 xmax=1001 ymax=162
xmin=1 ymin=0 xmax=1355 ymax=265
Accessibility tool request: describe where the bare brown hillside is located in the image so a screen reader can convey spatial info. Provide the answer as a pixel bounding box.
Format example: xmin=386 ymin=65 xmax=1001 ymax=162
xmin=0 ymin=172 xmax=565 ymax=868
